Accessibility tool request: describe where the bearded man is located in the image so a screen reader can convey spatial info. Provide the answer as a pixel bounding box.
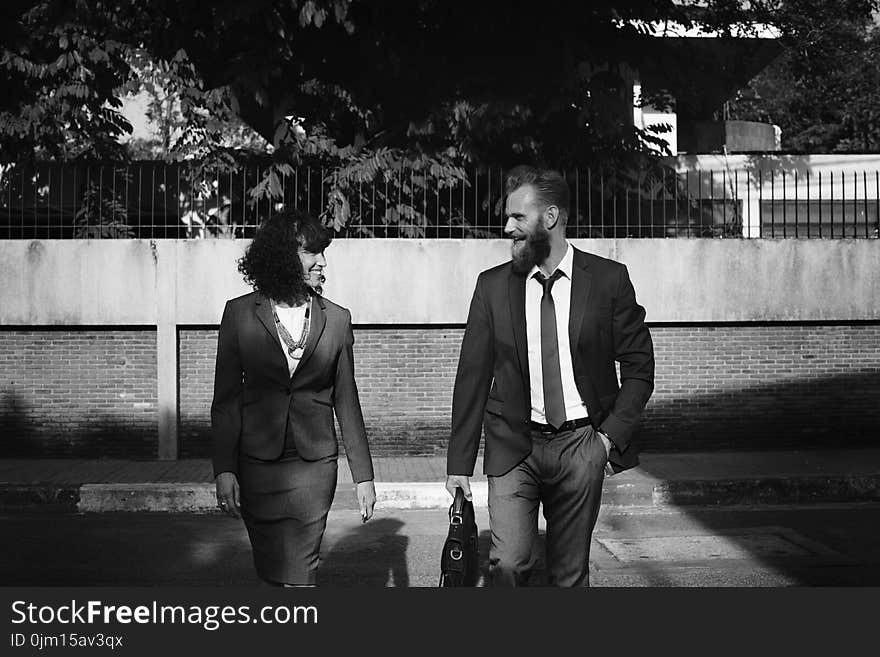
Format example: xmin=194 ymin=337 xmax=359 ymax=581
xmin=445 ymin=165 xmax=655 ymax=586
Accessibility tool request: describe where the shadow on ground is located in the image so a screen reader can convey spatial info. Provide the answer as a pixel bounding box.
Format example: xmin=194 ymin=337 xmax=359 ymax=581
xmin=0 ymin=513 xmax=255 ymax=586
xmin=319 ymin=517 xmax=409 ymax=587
xmin=2 ymin=369 xmax=879 ymax=586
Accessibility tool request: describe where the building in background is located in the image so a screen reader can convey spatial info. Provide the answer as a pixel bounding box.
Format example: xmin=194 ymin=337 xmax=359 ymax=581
xmin=629 ymin=20 xmax=782 ymax=155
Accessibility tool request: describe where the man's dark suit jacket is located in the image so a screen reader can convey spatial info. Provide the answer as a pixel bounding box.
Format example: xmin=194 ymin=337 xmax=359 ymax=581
xmin=211 ymin=291 xmax=374 ymax=484
xmin=448 ymin=247 xmax=655 ymax=478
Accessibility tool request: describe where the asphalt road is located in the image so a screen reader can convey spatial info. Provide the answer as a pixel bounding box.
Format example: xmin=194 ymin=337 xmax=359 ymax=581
xmin=4 ymin=503 xmax=880 ymax=587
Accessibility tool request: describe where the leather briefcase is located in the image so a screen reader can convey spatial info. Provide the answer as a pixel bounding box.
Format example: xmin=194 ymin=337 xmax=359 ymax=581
xmin=439 ymin=488 xmax=479 ymax=587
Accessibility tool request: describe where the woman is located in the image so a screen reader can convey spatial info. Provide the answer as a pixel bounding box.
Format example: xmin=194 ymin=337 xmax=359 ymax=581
xmin=211 ymin=209 xmax=376 ymax=586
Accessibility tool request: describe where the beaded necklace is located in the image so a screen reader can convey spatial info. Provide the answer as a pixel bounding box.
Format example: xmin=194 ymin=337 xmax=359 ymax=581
xmin=273 ymin=297 xmax=311 ymax=360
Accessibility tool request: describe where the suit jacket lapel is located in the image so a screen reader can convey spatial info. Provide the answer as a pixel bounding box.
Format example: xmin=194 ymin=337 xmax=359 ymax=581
xmin=253 ymin=293 xmax=291 ymax=380
xmin=254 ymin=293 xmax=283 ymax=350
xmin=508 ymin=270 xmax=530 ymax=394
xmin=569 ymin=248 xmax=592 ymax=365
xmin=294 ymin=294 xmax=326 ymax=376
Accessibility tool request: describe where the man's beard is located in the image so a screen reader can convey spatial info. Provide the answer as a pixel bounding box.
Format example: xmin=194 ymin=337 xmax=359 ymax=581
xmin=511 ymin=223 xmax=551 ymax=274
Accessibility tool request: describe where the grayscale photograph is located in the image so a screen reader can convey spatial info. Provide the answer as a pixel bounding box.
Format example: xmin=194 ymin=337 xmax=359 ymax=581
xmin=1 ymin=0 xmax=879 ymax=602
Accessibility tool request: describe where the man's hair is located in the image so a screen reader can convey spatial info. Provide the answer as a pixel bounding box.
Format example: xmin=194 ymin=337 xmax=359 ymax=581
xmin=505 ymin=165 xmax=570 ymax=224
xmin=237 ymin=209 xmax=332 ymax=304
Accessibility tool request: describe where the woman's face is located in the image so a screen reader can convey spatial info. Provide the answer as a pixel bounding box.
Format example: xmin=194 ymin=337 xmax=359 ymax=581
xmin=299 ymin=248 xmax=326 ymax=291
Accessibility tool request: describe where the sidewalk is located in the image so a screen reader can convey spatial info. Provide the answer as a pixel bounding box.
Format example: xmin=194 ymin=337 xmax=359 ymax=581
xmin=1 ymin=449 xmax=879 ymax=512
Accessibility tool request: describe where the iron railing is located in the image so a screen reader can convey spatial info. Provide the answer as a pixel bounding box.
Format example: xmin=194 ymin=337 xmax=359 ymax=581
xmin=1 ymin=162 xmax=878 ymax=239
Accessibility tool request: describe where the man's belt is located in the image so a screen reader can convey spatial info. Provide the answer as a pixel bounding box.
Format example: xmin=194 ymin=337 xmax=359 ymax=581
xmin=529 ymin=417 xmax=591 ymax=434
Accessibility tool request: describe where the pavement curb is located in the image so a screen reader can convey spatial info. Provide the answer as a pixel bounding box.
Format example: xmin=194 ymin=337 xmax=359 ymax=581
xmin=3 ymin=473 xmax=879 ymax=512
xmin=652 ymin=475 xmax=880 ymax=507
xmin=0 ymin=484 xmax=80 ymax=512
xmin=77 ymin=483 xmax=218 ymax=513
xmin=72 ymin=482 xmax=491 ymax=513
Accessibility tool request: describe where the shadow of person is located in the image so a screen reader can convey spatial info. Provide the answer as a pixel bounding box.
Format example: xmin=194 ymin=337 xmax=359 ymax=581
xmin=318 ymin=516 xmax=409 ymax=587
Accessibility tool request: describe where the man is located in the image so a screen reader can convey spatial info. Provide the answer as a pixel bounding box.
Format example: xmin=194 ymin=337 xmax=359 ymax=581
xmin=446 ymin=165 xmax=654 ymax=587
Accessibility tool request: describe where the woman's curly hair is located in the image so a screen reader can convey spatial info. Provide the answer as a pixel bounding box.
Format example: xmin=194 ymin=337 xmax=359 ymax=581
xmin=237 ymin=210 xmax=332 ymax=305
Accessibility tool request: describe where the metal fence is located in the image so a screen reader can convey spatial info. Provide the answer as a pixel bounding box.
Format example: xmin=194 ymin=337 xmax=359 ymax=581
xmin=1 ymin=161 xmax=878 ymax=239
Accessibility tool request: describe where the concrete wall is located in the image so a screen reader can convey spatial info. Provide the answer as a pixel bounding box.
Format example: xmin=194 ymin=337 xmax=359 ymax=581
xmin=2 ymin=239 xmax=878 ymax=458
xmin=2 ymin=239 xmax=879 ymax=325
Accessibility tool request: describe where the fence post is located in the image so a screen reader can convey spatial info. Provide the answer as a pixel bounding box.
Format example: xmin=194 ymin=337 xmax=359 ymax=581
xmin=154 ymin=240 xmax=179 ymax=460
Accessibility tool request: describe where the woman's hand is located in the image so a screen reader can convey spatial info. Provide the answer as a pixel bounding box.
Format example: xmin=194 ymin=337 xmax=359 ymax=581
xmin=356 ymin=480 xmax=376 ymax=522
xmin=215 ymin=472 xmax=241 ymax=517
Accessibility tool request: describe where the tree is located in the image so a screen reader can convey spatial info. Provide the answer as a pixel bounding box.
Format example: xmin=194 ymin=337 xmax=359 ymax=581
xmin=121 ymin=49 xmax=270 ymax=161
xmin=135 ymin=0 xmax=705 ymax=233
xmin=1 ymin=0 xmax=777 ymax=236
xmin=727 ymin=0 xmax=880 ymax=152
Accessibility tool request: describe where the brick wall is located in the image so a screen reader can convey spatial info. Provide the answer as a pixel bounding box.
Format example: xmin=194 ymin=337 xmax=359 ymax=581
xmin=3 ymin=324 xmax=879 ymax=458
xmin=176 ymin=323 xmax=880 ymax=457
xmin=177 ymin=327 xmax=463 ymax=457
xmin=642 ymin=324 xmax=880 ymax=450
xmin=351 ymin=328 xmax=462 ymax=455
xmin=0 ymin=329 xmax=158 ymax=458
xmin=178 ymin=329 xmax=216 ymax=458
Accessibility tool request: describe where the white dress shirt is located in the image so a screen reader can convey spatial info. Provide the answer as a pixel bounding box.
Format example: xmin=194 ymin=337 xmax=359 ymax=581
xmin=526 ymin=242 xmax=589 ymax=424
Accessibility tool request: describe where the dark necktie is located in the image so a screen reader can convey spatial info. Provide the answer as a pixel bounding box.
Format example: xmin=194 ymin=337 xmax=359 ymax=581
xmin=535 ymin=270 xmax=566 ymax=429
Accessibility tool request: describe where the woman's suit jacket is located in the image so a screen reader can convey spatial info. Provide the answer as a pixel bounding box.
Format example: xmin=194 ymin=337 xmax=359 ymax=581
xmin=211 ymin=291 xmax=374 ymax=484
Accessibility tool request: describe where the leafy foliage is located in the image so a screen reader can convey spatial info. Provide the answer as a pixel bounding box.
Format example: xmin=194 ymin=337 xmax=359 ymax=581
xmin=121 ymin=49 xmax=270 ymax=162
xmin=74 ymin=178 xmax=133 ymax=238
xmin=0 ymin=0 xmax=144 ymax=161
xmin=727 ymin=0 xmax=880 ymax=152
xmin=1 ymin=0 xmax=818 ymax=237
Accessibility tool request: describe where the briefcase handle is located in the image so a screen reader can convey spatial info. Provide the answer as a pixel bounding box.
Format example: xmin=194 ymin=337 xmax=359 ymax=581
xmin=450 ymin=487 xmax=468 ymax=521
